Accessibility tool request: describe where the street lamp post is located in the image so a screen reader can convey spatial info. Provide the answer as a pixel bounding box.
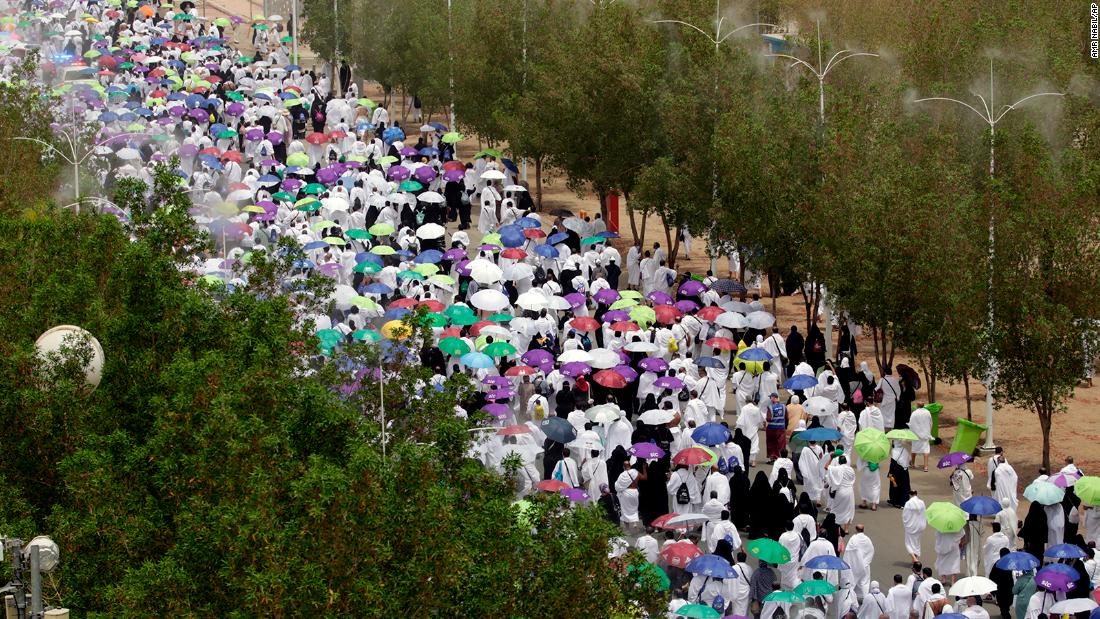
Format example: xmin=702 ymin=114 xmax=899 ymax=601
xmin=914 ymin=59 xmax=1063 ymax=451
xmin=767 ymin=19 xmax=878 ymax=361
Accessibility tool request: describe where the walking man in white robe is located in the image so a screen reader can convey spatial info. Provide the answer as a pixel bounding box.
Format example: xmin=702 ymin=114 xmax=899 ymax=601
xmin=826 ymin=455 xmax=856 ymax=525
xmin=903 ymin=490 xmax=927 ymax=562
xmin=800 ymin=440 xmax=827 ymax=505
xmin=844 ymin=524 xmax=876 ymax=601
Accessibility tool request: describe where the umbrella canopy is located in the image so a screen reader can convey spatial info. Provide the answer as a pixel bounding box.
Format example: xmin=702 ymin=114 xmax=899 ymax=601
xmin=926 ymin=501 xmax=967 ymax=533
xmin=885 ymin=428 xmax=920 ymax=441
xmin=796 ymin=427 xmax=843 ymax=442
xmin=1045 ymin=543 xmax=1088 ymax=559
xmin=853 ymin=428 xmax=890 ymax=462
xmin=804 ymin=555 xmax=850 ymax=570
xmin=1035 ymin=564 xmax=1078 ymax=592
xmin=685 ymin=554 xmax=736 ymax=579
xmin=937 ymin=452 xmax=973 ymax=469
xmin=783 ymin=374 xmax=818 ymax=390
xmin=629 ymin=442 xmax=666 ymax=459
xmin=660 ymin=540 xmax=703 ymax=568
xmin=674 ymin=603 xmax=721 ymax=619
xmin=948 ymin=576 xmax=997 ymax=598
xmin=1075 ymin=476 xmax=1100 ymax=506
xmin=673 ymin=447 xmax=717 ymax=467
xmin=795 ymin=580 xmax=838 ymax=596
xmin=470 ymin=289 xmax=509 ymax=311
xmin=539 ymin=416 xmax=577 ymax=444
xmin=960 ymin=495 xmax=1002 ymax=516
xmin=746 ymin=538 xmax=791 ymax=564
xmin=691 ymin=422 xmax=731 ymax=446
xmin=995 ymin=551 xmax=1040 ymax=571
xmin=1023 ymin=479 xmax=1065 ymax=505
xmin=1051 ymin=599 xmax=1098 ymax=614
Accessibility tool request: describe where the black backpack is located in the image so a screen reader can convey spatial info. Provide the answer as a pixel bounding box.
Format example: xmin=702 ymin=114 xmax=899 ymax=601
xmin=676 ymin=482 xmax=690 ymax=505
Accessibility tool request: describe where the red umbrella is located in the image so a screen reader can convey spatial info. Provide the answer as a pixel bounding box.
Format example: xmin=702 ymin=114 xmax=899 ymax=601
xmin=198 ymin=146 xmax=221 ymax=157
xmin=443 ymin=161 xmax=465 ymax=172
xmin=651 ymin=513 xmax=680 ymax=529
xmin=660 ymin=541 xmax=703 ymax=568
xmin=329 ymin=130 xmax=348 ymax=139
xmin=439 ymin=327 xmax=461 ymax=338
xmin=569 ymin=316 xmax=600 ymax=332
xmin=673 ymin=447 xmax=714 ymax=466
xmin=387 ymin=298 xmax=417 ymax=309
xmin=496 ymin=424 xmax=531 ymax=436
xmin=501 ymin=248 xmax=527 ymax=260
xmin=221 ymin=150 xmax=243 ymax=163
xmin=524 ymin=229 xmax=546 ymax=239
xmin=610 ymin=321 xmax=640 ymax=332
xmin=505 ymin=365 xmax=537 ymax=377
xmin=706 ymin=337 xmax=738 ymax=351
xmin=305 ymin=131 xmax=328 ymax=145
xmin=654 ymin=305 xmax=682 ymax=324
xmin=593 ymin=369 xmax=627 ymax=389
xmin=697 ymin=306 xmax=725 ymax=321
xmin=536 ymin=479 xmax=570 ymax=492
xmin=469 ymin=320 xmax=496 ymax=336
xmin=418 ymin=299 xmax=445 ymax=312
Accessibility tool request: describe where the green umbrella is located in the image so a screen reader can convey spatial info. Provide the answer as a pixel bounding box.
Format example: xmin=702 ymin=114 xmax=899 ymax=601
xmin=310 ymin=219 xmax=337 ymax=232
xmin=225 ymin=90 xmax=245 ymax=101
xmin=378 ymin=155 xmax=398 ymax=164
xmin=443 ymin=305 xmax=475 ymax=319
xmin=747 ymin=538 xmax=791 ymax=565
xmin=486 ymin=313 xmax=513 ymax=323
xmin=316 ymin=328 xmax=343 ymax=349
xmin=353 ymin=261 xmax=381 ymax=274
xmin=630 ymin=306 xmax=656 ymax=326
xmin=609 ymin=298 xmax=637 ymax=310
xmin=357 ymin=97 xmax=377 ymax=109
xmin=481 ymin=233 xmax=502 ymax=246
xmin=412 ymin=264 xmax=439 ymax=276
xmin=397 ymin=270 xmax=426 ymax=280
xmin=441 ymin=131 xmax=463 ymax=144
xmin=280 ymin=35 xmax=293 ymax=43
xmin=475 ymin=147 xmax=503 ymax=159
xmin=351 ymin=328 xmax=381 ymax=342
xmin=216 ymin=128 xmax=238 ymax=139
xmin=303 ymin=183 xmax=325 ymax=195
xmin=449 ymin=313 xmax=478 ymax=326
xmin=674 ymin=604 xmax=720 ymax=619
xmin=885 ymin=428 xmax=919 ymax=441
xmin=483 ymin=341 xmax=517 ymax=357
xmin=213 ymin=16 xmax=230 ymax=27
xmin=581 ymin=235 xmax=605 ymax=246
xmin=764 ymin=591 xmax=804 ymax=603
xmin=370 ymin=245 xmax=396 ymax=256
xmin=323 ymin=236 xmax=346 ymax=246
xmin=430 ymin=274 xmax=456 ymax=286
xmin=619 ymin=290 xmax=643 ymax=300
xmin=854 ymin=428 xmax=890 ymax=463
xmin=1074 ymin=476 xmax=1100 ymax=506
xmin=348 ymin=296 xmax=379 ymax=310
xmin=438 ymin=337 xmax=471 ymax=356
xmin=628 ymin=562 xmax=670 ymax=591
xmin=795 ymin=580 xmax=838 ymax=597
xmin=420 ymin=312 xmax=448 ymax=327
xmin=926 ymin=501 xmax=967 ymax=533
xmin=286 ymin=152 xmax=309 ymax=167
xmin=399 ymin=180 xmax=423 ymax=192
xmin=346 ymin=229 xmax=372 ymax=240
xmin=295 ymin=201 xmax=322 ymax=213
xmin=368 ymin=223 xmax=395 ymax=236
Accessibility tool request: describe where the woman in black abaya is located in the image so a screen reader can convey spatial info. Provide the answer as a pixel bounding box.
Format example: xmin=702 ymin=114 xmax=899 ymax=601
xmin=748 ymin=471 xmax=774 ymax=539
xmin=729 ymin=465 xmax=751 ymax=530
xmin=1018 ymin=501 xmax=1049 ymax=559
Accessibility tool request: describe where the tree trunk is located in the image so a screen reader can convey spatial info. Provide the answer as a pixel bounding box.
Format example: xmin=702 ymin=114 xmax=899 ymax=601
xmin=596 ymin=190 xmax=609 ymax=222
xmin=662 ymin=215 xmax=674 ymax=268
xmin=770 ymin=268 xmax=779 ymax=316
xmin=1037 ymin=401 xmax=1053 ymax=472
xmin=627 ymin=206 xmax=640 ymax=243
xmin=534 ymin=157 xmax=544 ymax=211
xmin=802 ymin=281 xmax=820 ymax=333
xmin=871 ymin=327 xmax=884 ymax=375
xmin=963 ymin=371 xmax=973 ymax=421
xmin=737 ymin=256 xmax=747 ymax=301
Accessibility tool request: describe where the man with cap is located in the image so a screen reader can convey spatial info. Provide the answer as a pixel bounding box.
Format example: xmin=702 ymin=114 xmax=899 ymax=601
xmin=765 ymin=392 xmax=788 ymax=464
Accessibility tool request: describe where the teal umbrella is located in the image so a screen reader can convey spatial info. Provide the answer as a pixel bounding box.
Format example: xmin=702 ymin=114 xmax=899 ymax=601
xmin=675 ymin=604 xmax=720 ymax=619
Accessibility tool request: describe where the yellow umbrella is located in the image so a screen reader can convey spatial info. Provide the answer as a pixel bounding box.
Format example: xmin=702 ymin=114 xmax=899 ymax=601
xmin=243 ymin=205 xmax=267 ymax=213
xmin=371 ymin=246 xmax=396 ymax=256
xmin=381 ymin=320 xmax=411 ymax=340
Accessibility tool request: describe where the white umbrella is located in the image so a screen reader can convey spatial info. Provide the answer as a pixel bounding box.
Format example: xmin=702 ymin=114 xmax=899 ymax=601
xmin=331 ymin=284 xmax=357 ymax=310
xmin=322 ymin=197 xmax=348 ymax=211
xmin=515 ymin=290 xmax=549 ymax=311
xmin=504 ymin=184 xmax=527 ymax=192
xmin=116 ymin=147 xmax=141 ymax=160
xmin=267 ymin=14 xmax=284 ymax=21
xmin=745 ymin=311 xmax=775 ymax=329
xmin=585 ymin=404 xmax=621 ymax=424
xmin=720 ymin=301 xmax=754 ymax=313
xmin=666 ymin=513 xmax=710 ymax=528
xmin=418 ymin=191 xmax=444 ymax=204
xmin=226 ymin=188 xmax=253 ymax=202
xmin=803 ymin=396 xmax=838 ymax=417
xmin=715 ymin=312 xmax=748 ymax=329
xmin=569 ymin=431 xmax=604 ymax=452
xmin=638 ymin=409 xmax=676 ymax=425
xmin=558 ymin=350 xmax=593 ymax=364
xmin=419 ymin=124 xmax=435 ymax=133
xmin=480 ymin=169 xmax=505 ymax=181
xmin=506 ymin=263 xmax=535 ymax=282
xmin=948 ymin=576 xmax=997 ymax=598
xmin=416 ymin=223 xmax=446 ymax=239
xmin=588 ymin=348 xmax=621 ymax=369
xmin=625 ymin=341 xmax=659 ymax=353
xmin=546 ymin=295 xmax=572 ymax=310
xmin=468 ymin=259 xmax=503 ymax=284
xmin=470 ymin=289 xmax=509 ymax=312
xmin=479 ymin=325 xmax=511 ymax=339
xmin=1051 ymin=599 xmax=1098 ymax=614
xmin=561 ymin=217 xmax=585 ymax=234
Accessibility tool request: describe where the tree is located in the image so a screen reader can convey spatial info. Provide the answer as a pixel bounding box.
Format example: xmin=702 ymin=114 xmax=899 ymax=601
xmin=0 ymin=55 xmax=60 ymax=217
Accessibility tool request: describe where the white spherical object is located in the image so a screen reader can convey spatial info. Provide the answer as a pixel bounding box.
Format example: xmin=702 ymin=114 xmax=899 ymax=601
xmin=35 ymin=325 xmax=104 ymax=391
xmin=25 ymin=536 xmax=60 ymax=572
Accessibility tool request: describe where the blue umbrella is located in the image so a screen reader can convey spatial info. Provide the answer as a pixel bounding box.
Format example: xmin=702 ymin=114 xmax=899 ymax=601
xmin=357 ymin=252 xmax=383 ymax=266
xmin=797 ymin=427 xmax=843 ymax=442
xmin=460 ymin=351 xmax=495 ymax=369
xmin=805 ymin=555 xmax=850 ymax=570
xmin=695 ymin=356 xmax=726 ymax=369
xmin=414 ymin=249 xmax=443 ymax=264
xmin=932 ymin=614 xmax=968 ymax=619
xmin=501 ymin=158 xmax=519 ymax=174
xmin=1045 ymin=543 xmax=1088 ymax=560
xmin=384 ymin=308 xmax=410 ymax=321
xmin=363 ymin=283 xmax=393 ymax=294
xmin=418 ymin=147 xmax=439 ymax=156
xmin=539 ymin=416 xmax=577 ymax=443
xmin=960 ymin=496 xmax=1002 ymax=516
xmin=783 ymin=375 xmax=818 ymax=390
xmin=692 ymin=422 xmax=731 ymax=446
xmin=98 ymin=111 xmax=118 ymax=123
xmin=685 ymin=554 xmax=736 ymax=579
xmin=383 ymin=126 xmax=405 ymax=144
xmin=499 ymin=224 xmax=525 ymax=248
xmin=995 ymin=551 xmax=1040 ymax=571
xmin=547 ymin=232 xmax=568 ymax=245
xmin=534 ymin=244 xmax=559 ymax=258
xmin=303 ymin=240 xmax=328 ymax=251
xmin=285 ymin=64 xmax=302 ymax=72
xmin=292 ymin=259 xmax=315 ymax=269
xmin=257 ymin=174 xmax=281 ymax=184
xmin=516 ymin=217 xmax=541 ymax=229
xmin=598 ymin=231 xmax=621 ymax=238
xmin=739 ymin=348 xmax=773 ymax=362
xmin=429 ymin=122 xmax=448 ymax=131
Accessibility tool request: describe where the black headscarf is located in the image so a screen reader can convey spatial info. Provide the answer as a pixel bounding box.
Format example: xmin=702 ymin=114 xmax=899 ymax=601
xmin=732 ymin=429 xmax=751 ymax=471
xmin=714 ymin=538 xmax=735 ymax=565
xmin=606 ymin=446 xmax=629 ymax=491
xmin=798 ymin=491 xmax=819 ymax=520
xmin=821 ymin=513 xmax=843 ymax=552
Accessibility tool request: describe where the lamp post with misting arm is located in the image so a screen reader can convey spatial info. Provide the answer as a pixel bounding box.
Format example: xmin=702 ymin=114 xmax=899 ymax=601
xmin=766 ymin=18 xmax=878 ymax=362
xmin=913 ymin=59 xmax=1063 ymax=451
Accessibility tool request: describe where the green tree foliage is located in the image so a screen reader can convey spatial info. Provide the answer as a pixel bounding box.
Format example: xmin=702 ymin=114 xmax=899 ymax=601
xmin=0 ymin=55 xmax=60 ymax=217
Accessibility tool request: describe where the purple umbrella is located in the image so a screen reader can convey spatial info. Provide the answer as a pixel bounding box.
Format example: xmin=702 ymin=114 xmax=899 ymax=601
xmin=654 ymin=376 xmax=685 ymax=390
xmin=593 ymin=288 xmax=620 ymax=304
xmin=478 ymin=244 xmax=501 ymax=252
xmin=317 ymin=263 xmax=340 ymax=277
xmin=647 ymin=291 xmax=673 ymax=305
xmin=281 ymin=178 xmax=304 ymax=191
xmin=414 ymin=166 xmax=436 ymax=183
xmin=560 ymin=488 xmax=590 ymax=502
xmin=267 ymin=131 xmax=284 ymax=145
xmin=156 ymin=117 xmax=175 ymax=125
xmin=225 ymin=101 xmax=245 ymax=115
xmin=188 ymin=108 xmax=209 ymax=121
xmin=387 ymin=165 xmax=411 ymax=180
xmin=560 ymin=361 xmax=592 ymax=377
xmin=564 ymin=292 xmax=586 ymax=310
xmin=678 ymin=280 xmax=708 ymax=296
xmin=602 ymin=310 xmax=631 ymax=323
xmin=482 ymin=403 xmax=511 ymax=419
xmin=937 ymin=452 xmax=973 ymax=469
xmin=482 ymin=375 xmax=511 ymax=387
xmin=486 ymin=389 xmax=514 ymax=401
xmin=522 ymin=349 xmax=554 ymax=366
xmin=260 ymin=158 xmax=281 ymax=167
xmin=630 ymin=442 xmax=666 ymax=459
xmin=443 ymin=248 xmax=467 ymax=261
xmin=399 ymin=146 xmax=418 ymax=157
xmin=613 ymin=365 xmax=638 ymax=382
xmin=168 ymin=105 xmax=187 ymax=117
xmin=178 ymin=143 xmax=199 ymax=157
xmin=1035 ymin=565 xmax=1078 ymax=592
xmin=675 ymin=300 xmax=700 ymax=313
xmin=316 ymin=167 xmax=339 ymax=184
xmin=638 ymin=357 xmax=669 ymax=372
xmin=455 ymin=260 xmax=472 ymax=276
xmin=244 ymin=127 xmax=265 ymax=141
xmin=443 ymin=169 xmax=464 ymax=183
